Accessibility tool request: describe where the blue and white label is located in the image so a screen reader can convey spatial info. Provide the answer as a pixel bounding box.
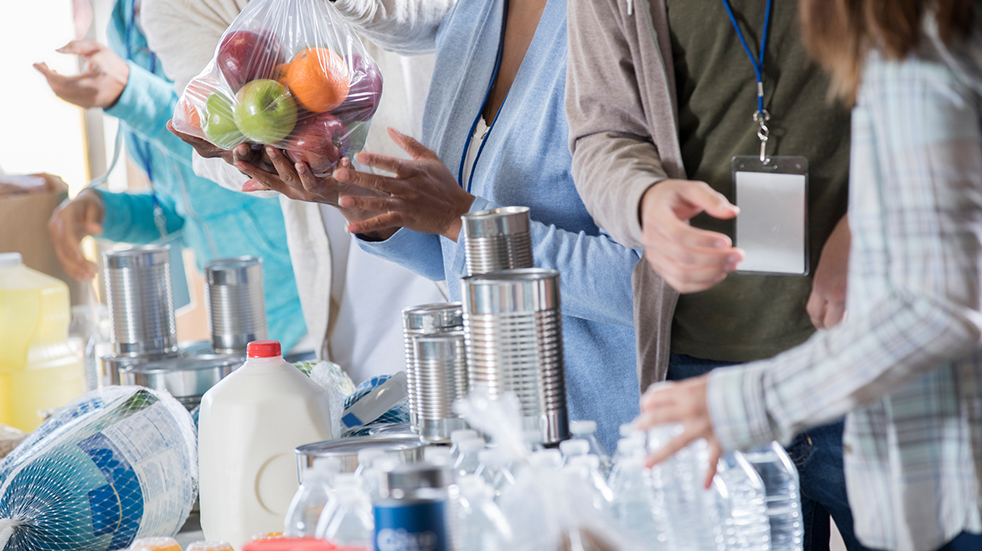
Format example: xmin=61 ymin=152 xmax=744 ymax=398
xmin=374 ymin=500 xmax=448 ymax=551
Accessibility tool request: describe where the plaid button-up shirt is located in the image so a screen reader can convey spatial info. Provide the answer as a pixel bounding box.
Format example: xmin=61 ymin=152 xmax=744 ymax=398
xmin=707 ymin=29 xmax=982 ymax=551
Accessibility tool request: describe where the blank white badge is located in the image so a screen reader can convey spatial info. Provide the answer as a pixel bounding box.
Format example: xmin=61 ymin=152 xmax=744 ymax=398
xmin=733 ymin=156 xmax=809 ymax=275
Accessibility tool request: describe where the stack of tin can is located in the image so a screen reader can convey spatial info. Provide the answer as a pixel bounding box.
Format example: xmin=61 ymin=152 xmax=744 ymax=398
xmin=99 ymin=246 xmax=248 ymax=410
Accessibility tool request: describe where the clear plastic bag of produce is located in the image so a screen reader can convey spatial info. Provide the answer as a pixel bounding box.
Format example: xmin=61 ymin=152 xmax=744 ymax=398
xmin=0 ymin=387 xmax=198 ymax=551
xmin=173 ymin=0 xmax=381 ymax=174
xmin=454 ymin=388 xmax=644 ymax=551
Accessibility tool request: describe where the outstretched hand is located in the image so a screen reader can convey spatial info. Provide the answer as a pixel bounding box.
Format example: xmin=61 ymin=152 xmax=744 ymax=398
xmin=635 ymin=378 xmax=723 ymax=489
xmin=35 ymin=40 xmax=129 ymax=109
xmin=335 ymin=128 xmax=475 ymax=240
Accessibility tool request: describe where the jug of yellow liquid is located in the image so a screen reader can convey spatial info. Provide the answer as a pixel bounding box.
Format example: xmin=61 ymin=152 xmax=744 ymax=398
xmin=0 ymin=252 xmax=85 ymax=431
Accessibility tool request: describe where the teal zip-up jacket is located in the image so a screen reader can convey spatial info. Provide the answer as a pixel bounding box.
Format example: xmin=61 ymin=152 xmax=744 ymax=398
xmin=99 ymin=0 xmax=305 ymax=350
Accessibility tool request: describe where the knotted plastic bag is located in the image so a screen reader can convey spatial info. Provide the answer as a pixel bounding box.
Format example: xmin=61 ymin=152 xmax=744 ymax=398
xmin=454 ymin=388 xmax=644 ymax=551
xmin=173 ymin=0 xmax=382 ymax=174
xmin=0 ymin=387 xmax=197 ymax=551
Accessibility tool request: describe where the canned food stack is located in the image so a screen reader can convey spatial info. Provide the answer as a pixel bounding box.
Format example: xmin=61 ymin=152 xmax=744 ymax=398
xmin=461 ymin=206 xmax=534 ymax=276
xmin=402 ymin=303 xmax=464 ymax=431
xmin=205 ymin=256 xmax=267 ymax=354
xmin=414 ymin=333 xmax=469 ymax=443
xmin=104 ymin=245 xmax=178 ymax=357
xmin=462 ymin=268 xmax=570 ymax=444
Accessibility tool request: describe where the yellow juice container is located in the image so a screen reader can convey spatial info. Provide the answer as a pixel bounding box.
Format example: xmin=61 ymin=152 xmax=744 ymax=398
xmin=0 ymin=252 xmax=85 ymax=431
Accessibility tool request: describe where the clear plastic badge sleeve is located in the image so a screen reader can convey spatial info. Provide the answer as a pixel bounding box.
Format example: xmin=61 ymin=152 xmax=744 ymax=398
xmin=0 ymin=387 xmax=198 ymax=551
xmin=173 ymin=0 xmax=382 ymax=174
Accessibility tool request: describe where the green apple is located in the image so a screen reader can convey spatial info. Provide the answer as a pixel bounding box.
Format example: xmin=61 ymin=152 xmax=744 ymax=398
xmin=234 ymin=79 xmax=298 ymax=144
xmin=201 ymin=92 xmax=246 ymax=149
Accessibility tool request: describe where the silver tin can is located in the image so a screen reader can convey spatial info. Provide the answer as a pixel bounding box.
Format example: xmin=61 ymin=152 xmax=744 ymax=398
xmin=120 ymin=355 xmax=243 ymax=410
xmin=414 ymin=334 xmax=469 ymax=444
xmin=102 ymin=352 xmax=176 ymax=386
xmin=204 ymin=257 xmax=266 ymax=354
xmin=462 ymin=268 xmax=569 ymax=444
xmin=103 ymin=246 xmax=177 ymax=357
xmin=295 ymin=434 xmax=427 ymax=482
xmin=402 ymin=303 xmax=464 ymax=431
xmin=461 ymin=207 xmax=533 ymax=276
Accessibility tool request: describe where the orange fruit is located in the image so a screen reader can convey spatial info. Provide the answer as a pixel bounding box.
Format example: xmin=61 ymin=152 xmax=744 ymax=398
xmin=273 ymin=63 xmax=291 ymax=88
xmin=286 ymin=48 xmax=349 ymax=113
xmin=178 ymin=78 xmax=217 ymax=130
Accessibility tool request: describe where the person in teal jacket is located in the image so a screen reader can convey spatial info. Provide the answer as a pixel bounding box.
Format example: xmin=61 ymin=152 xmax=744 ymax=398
xmin=37 ymin=0 xmax=306 ymax=351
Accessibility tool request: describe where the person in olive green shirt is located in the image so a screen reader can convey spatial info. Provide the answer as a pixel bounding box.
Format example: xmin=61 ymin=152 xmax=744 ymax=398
xmin=566 ymin=0 xmax=864 ymax=549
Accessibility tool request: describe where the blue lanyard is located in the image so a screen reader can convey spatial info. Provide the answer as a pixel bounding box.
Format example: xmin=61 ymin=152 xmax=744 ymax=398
xmin=720 ymin=0 xmax=772 ymax=115
xmin=457 ymin=0 xmax=510 ymax=194
xmin=720 ymin=0 xmax=774 ymax=162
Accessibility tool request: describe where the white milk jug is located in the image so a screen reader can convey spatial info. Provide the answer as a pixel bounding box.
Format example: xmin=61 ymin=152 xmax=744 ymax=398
xmin=198 ymin=340 xmax=334 ymax=549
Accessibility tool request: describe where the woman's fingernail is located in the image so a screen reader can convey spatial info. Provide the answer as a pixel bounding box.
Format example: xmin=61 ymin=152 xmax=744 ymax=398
xmin=715 ymin=240 xmax=728 ymax=249
xmin=728 ymin=254 xmax=741 ymax=263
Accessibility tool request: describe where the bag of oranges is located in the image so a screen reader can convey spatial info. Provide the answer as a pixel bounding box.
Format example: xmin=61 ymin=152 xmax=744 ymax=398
xmin=173 ymin=0 xmax=382 ymax=173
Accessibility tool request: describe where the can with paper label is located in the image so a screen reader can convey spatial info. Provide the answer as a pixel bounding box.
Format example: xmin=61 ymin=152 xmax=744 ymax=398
xmin=373 ymin=464 xmax=453 ymax=551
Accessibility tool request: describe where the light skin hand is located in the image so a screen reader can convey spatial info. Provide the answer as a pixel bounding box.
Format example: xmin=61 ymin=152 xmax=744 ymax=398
xmin=335 ymin=128 xmax=476 ymax=240
xmin=34 ymin=40 xmax=129 ymax=109
xmin=47 ymin=188 xmax=105 ymax=280
xmin=807 ymin=214 xmax=850 ymax=329
xmin=640 ymin=180 xmax=745 ymax=294
xmin=635 ymin=378 xmax=723 ymax=489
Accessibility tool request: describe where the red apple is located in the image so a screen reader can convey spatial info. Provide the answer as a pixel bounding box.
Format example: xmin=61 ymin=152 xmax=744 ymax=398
xmin=285 ymin=112 xmax=351 ymax=173
xmin=217 ymin=30 xmax=285 ymax=91
xmin=333 ymin=54 xmax=382 ymax=122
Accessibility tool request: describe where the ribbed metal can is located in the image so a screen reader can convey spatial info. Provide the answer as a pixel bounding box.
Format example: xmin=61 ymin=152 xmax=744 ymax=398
xmin=104 ymin=246 xmax=177 ymax=356
xmin=413 ymin=333 xmax=469 ymax=443
xmin=204 ymin=257 xmax=267 ymax=354
xmin=461 ymin=268 xmax=569 ymax=444
xmin=402 ymin=303 xmax=464 ymax=432
xmin=461 ymin=207 xmax=533 ymax=276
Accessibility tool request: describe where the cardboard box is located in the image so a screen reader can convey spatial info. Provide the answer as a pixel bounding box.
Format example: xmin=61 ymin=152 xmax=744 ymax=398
xmin=0 ymin=173 xmax=86 ymax=304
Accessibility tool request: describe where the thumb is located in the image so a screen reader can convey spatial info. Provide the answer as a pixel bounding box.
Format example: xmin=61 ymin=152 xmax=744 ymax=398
xmin=33 ymin=62 xmax=58 ymax=79
xmin=57 ymin=39 xmax=101 ymax=56
xmin=678 ymin=181 xmax=740 ymax=220
xmin=387 ymin=127 xmax=436 ymax=161
xmin=86 ymin=221 xmax=103 ymax=236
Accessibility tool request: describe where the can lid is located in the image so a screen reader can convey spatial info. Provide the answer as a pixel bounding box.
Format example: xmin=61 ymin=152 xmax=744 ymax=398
xmin=247 ymin=340 xmax=281 ymax=358
xmin=0 ymin=252 xmax=22 ymax=268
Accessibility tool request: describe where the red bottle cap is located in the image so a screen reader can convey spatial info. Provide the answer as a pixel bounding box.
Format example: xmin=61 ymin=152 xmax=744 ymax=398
xmin=247 ymin=340 xmax=282 ymax=358
xmin=242 ymin=538 xmax=353 ymax=551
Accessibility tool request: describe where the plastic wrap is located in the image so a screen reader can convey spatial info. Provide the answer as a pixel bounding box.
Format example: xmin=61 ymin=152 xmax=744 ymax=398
xmin=173 ymin=0 xmax=381 ymax=174
xmin=454 ymin=388 xmax=643 ymax=551
xmin=0 ymin=387 xmax=198 ymax=551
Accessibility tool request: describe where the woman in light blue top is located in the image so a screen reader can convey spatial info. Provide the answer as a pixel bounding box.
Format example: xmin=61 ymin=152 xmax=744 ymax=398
xmin=229 ymin=0 xmax=641 ymax=450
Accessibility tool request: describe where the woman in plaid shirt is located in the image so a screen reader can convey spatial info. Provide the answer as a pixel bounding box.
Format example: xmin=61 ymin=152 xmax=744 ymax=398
xmin=637 ymin=1 xmax=982 ymax=550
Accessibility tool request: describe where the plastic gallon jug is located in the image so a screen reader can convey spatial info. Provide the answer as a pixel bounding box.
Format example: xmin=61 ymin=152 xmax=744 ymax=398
xmin=0 ymin=252 xmax=84 ymax=431
xmin=198 ymin=340 xmax=334 ymax=550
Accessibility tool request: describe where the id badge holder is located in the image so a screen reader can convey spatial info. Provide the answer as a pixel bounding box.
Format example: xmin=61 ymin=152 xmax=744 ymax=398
xmin=732 ymin=155 xmax=809 ymax=275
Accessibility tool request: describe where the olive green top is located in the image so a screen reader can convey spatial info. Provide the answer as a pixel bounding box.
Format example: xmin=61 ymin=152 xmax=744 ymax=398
xmin=666 ymin=0 xmax=851 ymax=362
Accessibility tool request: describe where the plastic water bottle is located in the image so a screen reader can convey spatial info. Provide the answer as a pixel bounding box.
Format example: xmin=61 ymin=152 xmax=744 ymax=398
xmin=648 ymin=425 xmax=717 ymax=551
xmin=609 ymin=438 xmax=666 ymax=546
xmin=565 ymin=455 xmax=614 ymax=511
xmin=453 ymin=438 xmax=485 ymax=477
xmin=491 ymin=458 xmax=517 ymax=498
xmin=743 ymin=442 xmax=803 ymax=551
xmin=475 ymin=448 xmax=500 ymax=486
xmin=314 ymin=474 xmax=373 ymax=546
xmin=354 ymin=449 xmax=391 ymax=500
xmin=449 ymin=429 xmax=481 ymax=460
xmin=283 ymin=465 xmax=333 ymax=536
xmin=712 ymin=452 xmax=771 ymax=551
xmin=529 ymin=449 xmax=563 ymax=470
xmin=456 ymin=475 xmax=508 ymax=551
xmin=424 ymin=445 xmax=454 ymax=467
xmin=559 ymin=439 xmax=590 ymax=466
xmin=570 ymin=420 xmax=611 ymax=475
xmin=522 ymin=430 xmax=546 ymax=452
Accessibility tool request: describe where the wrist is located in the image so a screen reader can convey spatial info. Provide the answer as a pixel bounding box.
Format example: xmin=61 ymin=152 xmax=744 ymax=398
xmin=104 ymin=63 xmax=130 ymax=109
xmin=443 ymin=194 xmax=475 ymax=242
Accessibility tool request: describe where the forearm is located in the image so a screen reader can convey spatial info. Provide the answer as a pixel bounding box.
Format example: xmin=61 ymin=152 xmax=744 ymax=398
xmin=96 ymin=189 xmax=184 ymax=244
xmin=333 ymin=0 xmax=454 ymax=55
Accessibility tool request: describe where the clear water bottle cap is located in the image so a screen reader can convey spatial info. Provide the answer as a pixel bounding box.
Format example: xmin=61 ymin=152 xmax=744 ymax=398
xmin=450 ymin=429 xmax=480 ymax=445
xmin=424 ymin=446 xmax=453 ymax=465
xmin=559 ymin=439 xmax=590 ymax=457
xmin=0 ymin=253 xmax=22 ymax=268
xmin=619 ymin=423 xmax=642 ymax=438
xmin=616 ymin=437 xmax=645 ymax=454
xmin=567 ymin=454 xmax=601 ymax=470
xmin=569 ymin=420 xmax=597 ymax=435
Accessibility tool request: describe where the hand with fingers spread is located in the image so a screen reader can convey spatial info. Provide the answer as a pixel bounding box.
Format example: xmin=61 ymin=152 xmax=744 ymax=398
xmin=640 ymin=180 xmax=745 ymax=294
xmin=334 ymin=128 xmax=476 ymax=240
xmin=47 ymin=188 xmax=105 ymax=280
xmin=34 ymin=40 xmax=129 ymax=109
xmin=807 ymin=214 xmax=850 ymax=329
xmin=636 ymin=377 xmax=723 ymax=489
